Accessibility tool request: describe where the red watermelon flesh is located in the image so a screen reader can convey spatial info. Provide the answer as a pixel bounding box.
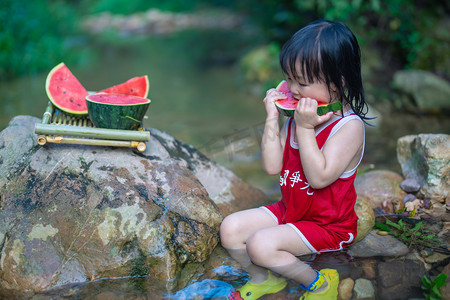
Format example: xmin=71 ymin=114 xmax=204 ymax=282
xmin=274 ymin=80 xmax=340 ymax=116
xmin=99 ymin=76 xmax=149 ymax=98
xmin=45 ymin=62 xmax=89 ymax=115
xmin=87 ymin=93 xmax=150 ymax=105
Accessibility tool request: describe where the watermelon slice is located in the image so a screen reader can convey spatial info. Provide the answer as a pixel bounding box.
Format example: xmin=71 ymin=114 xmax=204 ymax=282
xmin=274 ymin=80 xmax=342 ymax=117
xmin=45 ymin=62 xmax=89 ymax=115
xmin=98 ymin=76 xmax=149 ymax=98
xmin=86 ymin=93 xmax=151 ymax=130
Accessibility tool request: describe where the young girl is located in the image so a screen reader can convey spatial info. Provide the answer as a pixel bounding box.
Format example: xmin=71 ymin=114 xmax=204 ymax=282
xmin=221 ymin=20 xmax=370 ymax=300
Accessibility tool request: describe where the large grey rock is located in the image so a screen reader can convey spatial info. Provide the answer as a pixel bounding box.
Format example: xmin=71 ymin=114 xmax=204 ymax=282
xmin=0 ymin=116 xmax=269 ymax=292
xmin=393 ymin=70 xmax=450 ymax=112
xmin=348 ymin=230 xmax=409 ymax=258
xmin=397 ymin=134 xmax=449 ymax=202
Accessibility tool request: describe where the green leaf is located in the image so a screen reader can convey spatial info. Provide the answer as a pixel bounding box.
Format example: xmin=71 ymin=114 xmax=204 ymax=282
xmin=375 ymin=221 xmax=391 ymax=232
xmin=433 ymin=273 xmax=448 ymax=289
xmin=431 ymin=285 xmax=441 ymax=298
xmin=422 ymin=276 xmax=432 ymax=287
xmin=411 ymin=221 xmax=424 ymax=231
xmin=386 ymin=220 xmax=402 ymax=230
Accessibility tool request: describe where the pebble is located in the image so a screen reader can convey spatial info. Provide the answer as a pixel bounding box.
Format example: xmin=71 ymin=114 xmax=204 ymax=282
xmin=377 ymin=230 xmax=389 ymax=236
xmin=338 ymin=277 xmax=354 ymax=300
xmin=400 ymin=178 xmax=421 ymax=193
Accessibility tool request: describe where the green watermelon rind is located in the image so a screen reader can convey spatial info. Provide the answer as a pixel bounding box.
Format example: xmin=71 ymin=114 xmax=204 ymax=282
xmin=317 ymin=101 xmax=342 ymax=115
xmin=86 ymin=94 xmax=151 ymax=130
xmin=275 ymin=101 xmax=296 ymax=117
xmin=45 ymin=62 xmax=89 ymax=116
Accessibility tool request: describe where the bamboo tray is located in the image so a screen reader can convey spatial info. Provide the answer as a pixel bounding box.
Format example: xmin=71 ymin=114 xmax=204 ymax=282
xmin=34 ymin=102 xmax=149 ymax=152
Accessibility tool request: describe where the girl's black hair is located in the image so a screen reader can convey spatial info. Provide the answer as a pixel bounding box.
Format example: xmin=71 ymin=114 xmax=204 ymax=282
xmin=280 ymin=19 xmax=370 ymax=122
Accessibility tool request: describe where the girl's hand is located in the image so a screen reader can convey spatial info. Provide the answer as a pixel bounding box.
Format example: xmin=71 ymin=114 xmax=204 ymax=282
xmin=263 ymin=88 xmax=285 ymax=119
xmin=294 ymin=97 xmax=333 ymax=129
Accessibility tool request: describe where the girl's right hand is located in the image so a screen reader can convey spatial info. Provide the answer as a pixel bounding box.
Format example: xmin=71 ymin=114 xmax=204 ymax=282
xmin=263 ymin=88 xmax=285 ymax=119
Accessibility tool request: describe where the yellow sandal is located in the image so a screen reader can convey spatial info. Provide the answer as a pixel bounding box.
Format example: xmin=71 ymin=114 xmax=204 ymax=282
xmin=299 ymin=269 xmax=339 ymax=300
xmin=228 ymin=270 xmax=287 ymax=300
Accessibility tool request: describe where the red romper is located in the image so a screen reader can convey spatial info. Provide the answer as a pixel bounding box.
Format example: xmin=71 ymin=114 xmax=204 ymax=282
xmin=263 ymin=112 xmax=364 ymax=253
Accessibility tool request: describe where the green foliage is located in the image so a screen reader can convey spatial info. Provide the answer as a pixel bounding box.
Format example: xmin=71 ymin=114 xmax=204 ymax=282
xmin=0 ymin=0 xmax=85 ymax=80
xmin=79 ymin=0 xmax=200 ymax=14
xmin=421 ymin=273 xmax=447 ymax=300
xmin=237 ymin=0 xmax=450 ymax=75
xmin=374 ymin=219 xmax=441 ymax=249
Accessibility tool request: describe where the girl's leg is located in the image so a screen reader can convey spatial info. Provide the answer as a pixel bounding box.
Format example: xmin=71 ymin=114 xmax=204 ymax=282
xmin=245 ymin=224 xmax=320 ymax=286
xmin=220 ymin=208 xmax=278 ymax=283
xmin=220 ymin=208 xmax=278 ymax=250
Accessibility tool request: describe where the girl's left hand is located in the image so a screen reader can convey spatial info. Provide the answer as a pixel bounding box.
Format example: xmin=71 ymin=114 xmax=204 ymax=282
xmin=294 ymin=97 xmax=334 ymax=129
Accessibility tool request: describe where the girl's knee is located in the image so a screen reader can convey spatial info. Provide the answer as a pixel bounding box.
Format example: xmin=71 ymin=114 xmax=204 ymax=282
xmin=219 ymin=214 xmax=240 ymax=247
xmin=246 ymin=231 xmax=273 ymax=267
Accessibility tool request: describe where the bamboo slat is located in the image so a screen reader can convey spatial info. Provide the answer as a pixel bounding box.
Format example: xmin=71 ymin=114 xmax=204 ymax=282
xmin=35 ymin=102 xmax=150 ymax=152
xmin=35 ymin=124 xmax=150 ymax=141
xmin=38 ymin=136 xmax=146 ymax=152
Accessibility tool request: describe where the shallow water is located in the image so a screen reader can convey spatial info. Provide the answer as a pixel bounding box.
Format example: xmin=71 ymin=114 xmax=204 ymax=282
xmin=1 ymin=30 xmax=449 ymax=299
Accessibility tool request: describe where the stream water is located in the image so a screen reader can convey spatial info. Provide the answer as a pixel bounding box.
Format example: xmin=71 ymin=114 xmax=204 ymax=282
xmin=0 ymin=29 xmax=449 ymax=299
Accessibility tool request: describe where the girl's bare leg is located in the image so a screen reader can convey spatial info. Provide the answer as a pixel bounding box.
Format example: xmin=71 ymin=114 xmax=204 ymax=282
xmin=246 ymin=224 xmax=326 ymax=290
xmin=220 ymin=208 xmax=278 ymax=283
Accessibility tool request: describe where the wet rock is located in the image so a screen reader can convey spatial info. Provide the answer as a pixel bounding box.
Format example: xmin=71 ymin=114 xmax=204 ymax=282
xmin=354 ymin=196 xmax=375 ymax=243
xmin=338 ymin=277 xmax=354 ymax=300
xmin=397 ymin=134 xmax=449 ymax=202
xmin=403 ymin=193 xmax=417 ymax=203
xmin=400 ymin=178 xmax=421 ymax=193
xmin=355 ymin=170 xmax=406 ymax=212
xmin=423 ymin=252 xmax=450 ymax=265
xmin=0 ymin=116 xmax=268 ymax=292
xmin=353 ymin=278 xmax=375 ymax=300
xmin=361 ymin=259 xmax=377 ymax=280
xmin=347 ymin=230 xmax=409 ymax=258
xmin=377 ymin=259 xmax=426 ymax=300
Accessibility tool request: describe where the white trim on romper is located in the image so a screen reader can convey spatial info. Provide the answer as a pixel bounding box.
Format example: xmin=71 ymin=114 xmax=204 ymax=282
xmin=314 ymin=232 xmax=354 ymax=253
xmin=260 ymin=206 xmax=279 ymax=223
xmin=287 ymin=223 xmax=318 ymax=253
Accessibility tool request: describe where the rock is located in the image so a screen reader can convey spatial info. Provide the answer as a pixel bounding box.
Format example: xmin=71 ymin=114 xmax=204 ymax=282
xmin=377 ymin=259 xmax=426 ymax=300
xmin=403 ymin=194 xmax=417 ymax=203
xmin=400 ymin=178 xmax=421 ymax=193
xmin=361 ymin=259 xmax=377 ymax=280
xmin=355 ymin=170 xmax=406 ymax=212
xmin=397 ymin=134 xmax=449 ymax=202
xmin=145 ymin=127 xmax=271 ymax=217
xmin=393 ymin=70 xmax=450 ymax=113
xmin=347 ymin=230 xmax=409 ymax=258
xmin=338 ymin=277 xmax=354 ymax=300
xmin=353 ymin=278 xmax=375 ymax=300
xmin=354 ymin=196 xmax=375 ymax=243
xmin=0 ymin=116 xmax=269 ymax=292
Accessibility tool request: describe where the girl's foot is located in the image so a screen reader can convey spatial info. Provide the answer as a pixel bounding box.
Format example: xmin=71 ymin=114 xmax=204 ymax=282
xmin=228 ymin=271 xmax=287 ymax=300
xmin=299 ymin=269 xmax=339 ymax=300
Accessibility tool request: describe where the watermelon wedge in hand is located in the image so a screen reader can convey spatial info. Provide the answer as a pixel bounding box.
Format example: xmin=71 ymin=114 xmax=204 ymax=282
xmin=274 ymin=80 xmax=342 ymax=117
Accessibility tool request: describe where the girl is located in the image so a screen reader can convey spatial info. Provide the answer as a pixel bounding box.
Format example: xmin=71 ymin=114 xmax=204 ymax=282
xmin=221 ymin=20 xmax=370 ymax=300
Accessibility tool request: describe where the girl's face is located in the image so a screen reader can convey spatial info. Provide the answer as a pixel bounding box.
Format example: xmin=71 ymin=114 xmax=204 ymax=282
xmin=286 ymin=74 xmax=334 ymax=105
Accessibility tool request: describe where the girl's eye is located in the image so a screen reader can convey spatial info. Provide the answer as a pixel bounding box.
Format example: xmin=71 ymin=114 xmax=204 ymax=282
xmin=298 ymin=82 xmax=307 ymax=87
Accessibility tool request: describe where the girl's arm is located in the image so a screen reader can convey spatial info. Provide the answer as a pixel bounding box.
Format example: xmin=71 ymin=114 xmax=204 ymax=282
xmin=294 ymin=98 xmax=364 ymax=188
xmin=261 ymin=89 xmax=287 ymax=175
